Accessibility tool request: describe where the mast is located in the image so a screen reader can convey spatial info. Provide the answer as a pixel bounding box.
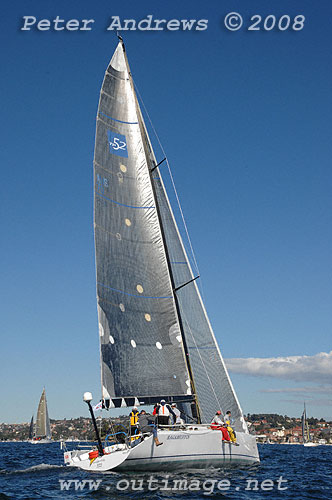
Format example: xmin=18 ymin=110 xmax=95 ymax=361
xmin=119 ymin=38 xmax=201 ymax=422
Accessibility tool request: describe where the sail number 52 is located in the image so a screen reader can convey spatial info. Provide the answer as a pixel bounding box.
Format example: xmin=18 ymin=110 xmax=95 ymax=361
xmin=111 ymin=137 xmax=126 ymax=151
xmin=107 ymin=130 xmax=128 ymax=158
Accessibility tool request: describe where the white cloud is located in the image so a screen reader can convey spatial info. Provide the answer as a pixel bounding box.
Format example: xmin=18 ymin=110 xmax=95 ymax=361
xmin=225 ymin=351 xmax=332 ymax=383
xmin=261 ymin=386 xmax=332 ymax=394
xmin=279 ymin=398 xmax=332 ymax=408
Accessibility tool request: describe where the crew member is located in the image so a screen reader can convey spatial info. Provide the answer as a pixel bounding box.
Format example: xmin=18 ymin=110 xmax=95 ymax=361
xmin=171 ymin=403 xmax=182 ymax=425
xmin=224 ymin=410 xmax=237 ymax=443
xmin=156 ymin=399 xmax=176 ymax=426
xmin=138 ymin=410 xmax=163 ymax=446
xmin=129 ymin=406 xmax=139 ymax=437
xmin=210 ymin=411 xmax=230 ymax=441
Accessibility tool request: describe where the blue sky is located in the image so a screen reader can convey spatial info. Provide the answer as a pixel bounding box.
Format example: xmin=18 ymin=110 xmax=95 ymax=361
xmin=1 ymin=0 xmax=331 ymax=423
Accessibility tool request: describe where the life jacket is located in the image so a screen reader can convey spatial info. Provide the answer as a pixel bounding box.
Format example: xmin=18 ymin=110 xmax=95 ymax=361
xmin=224 ymin=415 xmax=236 ymax=442
xmin=210 ymin=424 xmax=231 ymax=441
xmin=130 ymin=410 xmax=139 ymax=426
xmin=158 ymin=404 xmax=170 ymax=417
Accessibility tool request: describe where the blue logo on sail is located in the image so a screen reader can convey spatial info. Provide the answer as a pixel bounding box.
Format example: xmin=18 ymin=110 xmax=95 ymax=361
xmin=108 ymin=131 xmax=128 ymax=158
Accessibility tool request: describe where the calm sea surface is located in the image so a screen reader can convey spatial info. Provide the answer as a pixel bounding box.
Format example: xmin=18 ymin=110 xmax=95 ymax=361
xmin=0 ymin=442 xmax=331 ymax=499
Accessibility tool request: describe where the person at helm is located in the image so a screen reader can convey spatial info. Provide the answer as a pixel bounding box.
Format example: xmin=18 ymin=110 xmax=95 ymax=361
xmin=154 ymin=400 xmax=176 ymax=426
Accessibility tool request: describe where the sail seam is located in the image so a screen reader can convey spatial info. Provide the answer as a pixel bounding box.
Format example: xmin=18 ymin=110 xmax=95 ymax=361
xmin=96 ymin=192 xmax=154 ymax=209
xmin=99 ymin=111 xmax=138 ymax=125
xmin=94 ymin=160 xmax=134 ymax=180
xmin=95 ymin=223 xmax=155 ymax=245
xmin=105 ymin=70 xmax=126 ymax=81
xmin=97 ymin=282 xmax=172 ymax=299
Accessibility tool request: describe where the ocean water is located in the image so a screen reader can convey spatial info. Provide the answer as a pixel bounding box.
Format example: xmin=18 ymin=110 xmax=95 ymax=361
xmin=0 ymin=442 xmax=331 ymax=499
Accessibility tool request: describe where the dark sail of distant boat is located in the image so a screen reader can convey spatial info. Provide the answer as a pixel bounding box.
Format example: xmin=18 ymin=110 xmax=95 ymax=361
xmin=28 ymin=416 xmax=34 ymax=440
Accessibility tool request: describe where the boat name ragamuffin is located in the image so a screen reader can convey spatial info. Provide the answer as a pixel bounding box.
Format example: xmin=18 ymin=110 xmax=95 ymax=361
xmin=167 ymin=435 xmax=190 ymax=440
xmin=20 ymin=15 xmax=208 ymax=32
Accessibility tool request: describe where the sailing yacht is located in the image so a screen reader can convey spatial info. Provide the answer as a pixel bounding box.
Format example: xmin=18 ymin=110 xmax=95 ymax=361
xmin=64 ymin=39 xmax=259 ymax=471
xmin=302 ymin=404 xmax=318 ymax=447
xmin=30 ymin=388 xmax=52 ymax=444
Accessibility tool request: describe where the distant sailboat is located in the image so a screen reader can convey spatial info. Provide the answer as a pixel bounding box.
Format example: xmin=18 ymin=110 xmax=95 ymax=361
xmin=30 ymin=388 xmax=52 ymax=444
xmin=63 ymin=38 xmax=259 ymax=471
xmin=28 ymin=415 xmax=34 ymax=440
xmin=302 ymin=403 xmax=318 ymax=447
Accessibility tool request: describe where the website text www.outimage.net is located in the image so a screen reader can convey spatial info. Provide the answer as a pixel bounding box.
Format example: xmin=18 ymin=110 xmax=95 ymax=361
xmin=59 ymin=476 xmax=288 ymax=495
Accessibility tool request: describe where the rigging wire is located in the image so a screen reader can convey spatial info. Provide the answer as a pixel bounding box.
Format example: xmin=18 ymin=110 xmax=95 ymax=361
xmin=133 ymin=80 xmax=203 ymax=288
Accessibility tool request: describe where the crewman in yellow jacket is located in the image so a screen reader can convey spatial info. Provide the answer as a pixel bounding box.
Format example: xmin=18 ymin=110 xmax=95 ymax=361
xmin=224 ymin=410 xmax=237 ymax=443
xmin=129 ymin=406 xmax=139 ymax=438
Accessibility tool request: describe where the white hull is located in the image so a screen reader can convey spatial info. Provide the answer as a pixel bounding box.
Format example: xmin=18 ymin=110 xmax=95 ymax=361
xmin=64 ymin=428 xmax=259 ymax=472
xmin=303 ymin=442 xmax=319 ymax=447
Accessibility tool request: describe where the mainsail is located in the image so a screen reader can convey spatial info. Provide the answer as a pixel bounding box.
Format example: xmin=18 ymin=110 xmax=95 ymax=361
xmin=35 ymin=388 xmax=51 ymax=439
xmin=94 ymin=40 xmax=246 ymax=430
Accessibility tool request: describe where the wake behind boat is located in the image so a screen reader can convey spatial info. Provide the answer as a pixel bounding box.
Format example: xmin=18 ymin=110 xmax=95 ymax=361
xmin=64 ymin=38 xmax=259 ymax=471
xmin=30 ymin=388 xmax=52 ymax=444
